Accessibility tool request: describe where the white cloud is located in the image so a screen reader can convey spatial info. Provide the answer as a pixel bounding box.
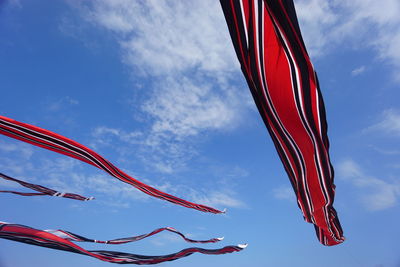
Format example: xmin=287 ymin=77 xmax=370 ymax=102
xmin=370 ymin=145 xmax=400 ymax=155
xmin=273 ymin=186 xmax=296 ymax=202
xmin=58 ymin=0 xmax=250 ymax=209
xmin=295 ymin=0 xmax=400 ymax=76
xmin=351 ymin=66 xmax=366 ymax=76
xmin=149 ymin=231 xmax=185 ymax=247
xmin=0 ymin=140 xmax=34 ymax=160
xmin=295 ymin=0 xmax=338 ymax=57
xmin=47 ymin=96 xmax=79 ymax=111
xmin=68 ymin=0 xmax=252 ymax=172
xmin=365 ymin=109 xmax=400 ymax=136
xmin=35 ymin=158 xmax=149 ymax=201
xmin=84 ymin=173 xmax=149 ymax=200
xmin=143 ymin=78 xmax=240 ymax=139
xmin=139 ymin=77 xmax=249 ymax=172
xmin=92 ymin=126 xmax=143 ymax=148
xmin=82 ymin=0 xmax=237 ymax=76
xmin=0 ymin=139 xmax=35 ymax=176
xmin=337 ymin=159 xmax=400 ymax=211
xmin=91 ymin=124 xmax=193 ymax=173
xmin=189 ymin=189 xmax=245 ymax=209
xmin=91 ymin=78 xmax=248 ymax=173
xmin=0 ymin=145 xmax=148 ymax=205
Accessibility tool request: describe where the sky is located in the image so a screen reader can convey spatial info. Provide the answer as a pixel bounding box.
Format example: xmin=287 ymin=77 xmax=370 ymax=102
xmin=0 ymin=0 xmax=399 ymax=266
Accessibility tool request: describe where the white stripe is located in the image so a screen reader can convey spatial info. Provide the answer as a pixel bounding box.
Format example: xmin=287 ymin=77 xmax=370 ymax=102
xmin=239 ymin=0 xmax=249 ymax=48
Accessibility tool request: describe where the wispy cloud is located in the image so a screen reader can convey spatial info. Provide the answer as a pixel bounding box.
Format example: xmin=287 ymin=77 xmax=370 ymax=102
xmin=189 ymin=189 xmax=245 ymax=209
xmin=296 ymin=0 xmax=400 ymax=77
xmin=0 ymin=139 xmax=35 ymax=175
xmin=91 ymin=77 xmax=248 ymax=173
xmin=67 ymin=0 xmax=252 ymax=172
xmin=295 ymin=0 xmax=338 ymax=57
xmin=57 ymin=0 xmax=250 ymax=209
xmin=369 ymin=145 xmax=400 ymax=156
xmin=273 ymin=186 xmax=296 ymax=202
xmin=364 ymin=109 xmax=400 ymax=136
xmin=82 ymin=0 xmax=238 ymax=76
xmin=0 ymin=143 xmax=245 ymax=210
xmin=91 ymin=124 xmax=194 ymax=173
xmin=91 ymin=126 xmax=143 ymax=151
xmin=0 ymin=140 xmax=34 ymax=160
xmin=35 ymin=158 xmax=149 ymax=202
xmin=337 ymin=159 xmax=400 ymax=211
xmin=143 ymin=78 xmax=240 ymax=139
xmin=0 ymin=143 xmax=148 ymax=207
xmin=47 ymin=96 xmax=79 ymax=111
xmin=351 ymin=66 xmax=366 ymax=76
xmin=149 ymin=231 xmax=186 ymax=247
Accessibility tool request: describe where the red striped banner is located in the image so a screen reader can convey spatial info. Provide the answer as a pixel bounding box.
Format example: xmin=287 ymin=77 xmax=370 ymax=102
xmin=220 ymin=0 xmax=344 ymax=245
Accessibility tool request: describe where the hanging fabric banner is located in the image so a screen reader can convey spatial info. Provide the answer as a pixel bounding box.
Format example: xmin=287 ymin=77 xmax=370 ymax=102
xmin=219 ymin=0 xmax=344 ymax=245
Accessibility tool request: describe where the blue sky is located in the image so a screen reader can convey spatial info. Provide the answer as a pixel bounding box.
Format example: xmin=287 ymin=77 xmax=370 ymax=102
xmin=1 ymin=0 xmax=400 ymax=266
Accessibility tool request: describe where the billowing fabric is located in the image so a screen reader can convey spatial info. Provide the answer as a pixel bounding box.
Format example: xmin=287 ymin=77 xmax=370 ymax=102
xmin=0 ymin=222 xmax=245 ymax=265
xmin=219 ymin=0 xmax=344 ymax=245
xmin=0 ymin=172 xmax=94 ymax=201
xmin=0 ymin=116 xmax=222 ymax=214
xmin=45 ymin=226 xmax=223 ymax=244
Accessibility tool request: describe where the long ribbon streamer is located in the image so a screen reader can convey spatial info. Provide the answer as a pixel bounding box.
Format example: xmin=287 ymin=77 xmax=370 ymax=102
xmin=0 ymin=172 xmax=94 ymax=201
xmin=0 ymin=116 xmax=222 ymax=213
xmin=0 ymin=222 xmax=245 ymax=265
xmin=45 ymin=226 xmax=223 ymax=244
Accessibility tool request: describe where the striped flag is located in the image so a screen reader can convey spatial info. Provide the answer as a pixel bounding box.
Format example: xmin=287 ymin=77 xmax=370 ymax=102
xmin=220 ymin=0 xmax=344 ymax=245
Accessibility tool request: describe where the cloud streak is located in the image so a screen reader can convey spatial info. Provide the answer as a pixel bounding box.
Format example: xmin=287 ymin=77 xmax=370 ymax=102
xmin=67 ymin=0 xmax=253 ymax=173
xmin=273 ymin=186 xmax=296 ymax=202
xmin=295 ymin=0 xmax=400 ymax=77
xmin=84 ymin=0 xmax=238 ymax=76
xmin=189 ymin=189 xmax=245 ymax=209
xmin=351 ymin=66 xmax=366 ymax=76
xmin=364 ymin=109 xmax=400 ymax=136
xmin=143 ymin=78 xmax=241 ymax=139
xmin=337 ymin=159 xmax=400 ymax=211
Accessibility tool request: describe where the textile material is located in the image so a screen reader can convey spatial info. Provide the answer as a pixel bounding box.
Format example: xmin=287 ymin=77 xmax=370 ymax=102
xmin=219 ymin=0 xmax=344 ymax=245
xmin=0 ymin=116 xmax=222 ymax=214
xmin=0 ymin=172 xmax=93 ymax=201
xmin=0 ymin=222 xmax=245 ymax=265
xmin=45 ymin=227 xmax=223 ymax=244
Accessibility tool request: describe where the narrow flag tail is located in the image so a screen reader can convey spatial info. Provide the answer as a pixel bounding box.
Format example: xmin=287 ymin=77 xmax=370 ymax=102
xmin=0 ymin=172 xmax=94 ymax=201
xmin=45 ymin=226 xmax=223 ymax=244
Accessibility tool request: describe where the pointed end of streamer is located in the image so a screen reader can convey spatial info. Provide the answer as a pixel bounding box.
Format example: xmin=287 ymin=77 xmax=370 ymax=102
xmin=221 ymin=208 xmax=227 ymax=214
xmin=86 ymin=197 xmax=95 ymax=201
xmin=238 ymin=243 xmax=248 ymax=249
xmin=216 ymin=237 xmax=224 ymax=241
